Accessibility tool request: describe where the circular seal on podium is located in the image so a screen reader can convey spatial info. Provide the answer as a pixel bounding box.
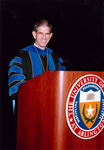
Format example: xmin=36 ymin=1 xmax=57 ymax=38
xmin=66 ymin=74 xmax=104 ymax=139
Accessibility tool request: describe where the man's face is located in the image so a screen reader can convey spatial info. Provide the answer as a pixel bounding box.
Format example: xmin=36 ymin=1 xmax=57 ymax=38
xmin=32 ymin=26 xmax=53 ymax=50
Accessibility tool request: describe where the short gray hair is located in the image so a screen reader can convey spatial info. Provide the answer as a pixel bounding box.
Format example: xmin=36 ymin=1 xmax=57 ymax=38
xmin=33 ymin=19 xmax=52 ymax=33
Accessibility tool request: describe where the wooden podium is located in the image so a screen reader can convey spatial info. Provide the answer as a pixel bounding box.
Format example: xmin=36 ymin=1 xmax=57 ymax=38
xmin=16 ymin=71 xmax=104 ymax=150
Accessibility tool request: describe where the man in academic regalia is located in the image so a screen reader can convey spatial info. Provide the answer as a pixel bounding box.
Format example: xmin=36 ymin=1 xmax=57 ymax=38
xmin=8 ymin=19 xmax=66 ymax=101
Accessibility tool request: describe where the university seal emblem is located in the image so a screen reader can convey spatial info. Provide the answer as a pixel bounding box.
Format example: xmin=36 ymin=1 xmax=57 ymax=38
xmin=66 ymin=74 xmax=104 ymax=139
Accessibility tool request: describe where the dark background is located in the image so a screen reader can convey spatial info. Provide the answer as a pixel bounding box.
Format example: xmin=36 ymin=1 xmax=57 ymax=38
xmin=0 ymin=0 xmax=104 ymax=149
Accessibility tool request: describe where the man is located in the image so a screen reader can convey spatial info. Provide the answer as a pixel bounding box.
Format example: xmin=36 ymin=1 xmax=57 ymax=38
xmin=8 ymin=19 xmax=66 ymax=101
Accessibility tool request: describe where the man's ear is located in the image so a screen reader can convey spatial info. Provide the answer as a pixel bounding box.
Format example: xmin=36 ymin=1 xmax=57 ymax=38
xmin=50 ymin=33 xmax=53 ymax=39
xmin=32 ymin=31 xmax=36 ymax=39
